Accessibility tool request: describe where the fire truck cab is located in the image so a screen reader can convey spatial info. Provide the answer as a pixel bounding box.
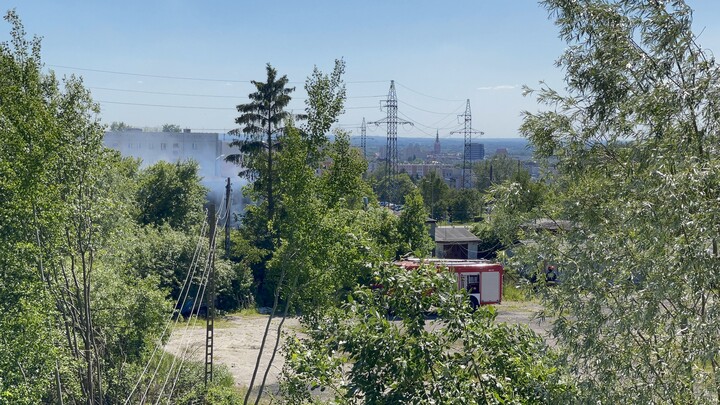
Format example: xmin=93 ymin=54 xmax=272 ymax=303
xmin=396 ymin=258 xmax=503 ymax=308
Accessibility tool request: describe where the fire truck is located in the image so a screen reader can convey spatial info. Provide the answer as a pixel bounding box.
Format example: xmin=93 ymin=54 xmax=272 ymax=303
xmin=396 ymin=258 xmax=503 ymax=308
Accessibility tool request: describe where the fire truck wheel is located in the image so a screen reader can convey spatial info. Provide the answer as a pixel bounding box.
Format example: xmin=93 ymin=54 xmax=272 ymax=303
xmin=470 ymin=296 xmax=479 ymax=311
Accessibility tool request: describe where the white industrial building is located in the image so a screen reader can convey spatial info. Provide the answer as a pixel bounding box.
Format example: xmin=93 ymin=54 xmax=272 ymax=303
xmin=103 ymin=130 xmax=247 ymax=221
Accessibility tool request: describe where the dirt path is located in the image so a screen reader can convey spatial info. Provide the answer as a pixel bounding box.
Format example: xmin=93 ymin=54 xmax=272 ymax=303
xmin=166 ymin=301 xmax=550 ymax=394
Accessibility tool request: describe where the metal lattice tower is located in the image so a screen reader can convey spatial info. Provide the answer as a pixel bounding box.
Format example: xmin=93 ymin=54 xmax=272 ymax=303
xmin=451 ymin=99 xmax=484 ymax=189
xmin=370 ymin=80 xmax=412 ymax=201
xmin=360 ymin=117 xmax=367 ymax=160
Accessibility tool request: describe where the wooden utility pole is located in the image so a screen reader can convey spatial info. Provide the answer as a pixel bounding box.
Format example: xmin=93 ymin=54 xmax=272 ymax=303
xmin=225 ymin=178 xmax=231 ymax=255
xmin=205 ymin=205 xmax=216 ymax=386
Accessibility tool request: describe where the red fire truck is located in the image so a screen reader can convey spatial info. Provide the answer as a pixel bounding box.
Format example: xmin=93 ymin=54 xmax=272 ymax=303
xmin=396 ymin=258 xmax=503 ymax=308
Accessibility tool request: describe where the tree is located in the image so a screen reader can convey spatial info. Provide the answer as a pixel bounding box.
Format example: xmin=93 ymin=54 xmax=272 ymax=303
xmin=446 ymin=188 xmax=482 ymax=223
xmin=320 ymin=130 xmax=372 ymax=209
xmin=281 ymin=264 xmax=576 ymax=403
xmin=397 ymin=188 xmax=433 ymax=257
xmin=516 ymin=0 xmax=720 ymax=401
xmin=303 ymin=58 xmax=346 ymax=164
xmin=109 ymin=121 xmax=132 ymax=131
xmin=161 ymin=123 xmax=181 ymax=132
xmin=227 ymin=63 xmax=296 ymax=222
xmin=135 ymin=160 xmax=207 ymax=232
xmin=474 ymin=154 xmax=526 ymax=192
xmin=370 ymin=169 xmax=416 ymax=204
xmin=418 ymin=170 xmax=449 ymax=220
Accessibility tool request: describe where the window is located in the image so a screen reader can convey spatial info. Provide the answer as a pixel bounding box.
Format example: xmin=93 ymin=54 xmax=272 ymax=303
xmin=192 ymin=143 xmax=198 ymax=150
xmin=173 ymin=143 xmax=179 ymax=148
xmin=160 ymin=143 xmax=167 ymax=150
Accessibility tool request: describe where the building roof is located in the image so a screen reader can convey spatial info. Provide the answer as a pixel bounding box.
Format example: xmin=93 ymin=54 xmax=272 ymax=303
xmin=434 ymin=226 xmax=481 ymax=243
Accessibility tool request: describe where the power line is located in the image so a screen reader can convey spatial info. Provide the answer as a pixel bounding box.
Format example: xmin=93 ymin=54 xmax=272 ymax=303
xmin=51 ymin=64 xmax=254 ymax=83
xmin=91 ymin=86 xmax=385 ymax=100
xmin=394 ymin=81 xmax=465 ymax=102
xmin=97 ymin=100 xmax=378 ymax=111
xmin=50 ymin=64 xmax=389 ymax=84
xmin=398 ymin=100 xmax=462 ymax=115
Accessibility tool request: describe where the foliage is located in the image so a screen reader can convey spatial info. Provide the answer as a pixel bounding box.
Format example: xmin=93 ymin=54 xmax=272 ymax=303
xmin=109 ymin=121 xmax=133 ymax=131
xmin=0 ymin=12 xmax=188 ymax=403
xmin=418 ymin=169 xmax=449 ymax=220
xmin=471 ymin=221 xmax=503 ymax=260
xmin=485 ymin=169 xmax=546 ymax=246
xmin=474 ymin=154 xmax=526 ymax=192
xmin=446 ymin=188 xmax=482 ymax=223
xmin=515 ymin=0 xmax=720 ymax=401
xmin=227 ymin=63 xmax=297 ymax=221
xmin=281 ymin=264 xmax=576 ymax=404
xmin=303 ymin=58 xmax=346 ymax=164
xmin=320 ymin=130 xmax=372 ymax=209
xmin=370 ymin=169 xmax=416 ymax=204
xmin=135 ymin=160 xmax=207 ymax=232
xmin=397 ymin=188 xmax=433 ymax=257
xmin=162 ymin=123 xmax=181 ymax=132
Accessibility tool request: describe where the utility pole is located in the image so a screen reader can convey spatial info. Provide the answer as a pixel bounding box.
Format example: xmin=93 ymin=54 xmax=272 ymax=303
xmin=370 ymin=80 xmax=413 ymax=202
xmin=451 ymin=99 xmax=483 ymax=189
xmin=205 ymin=205 xmax=216 ymax=386
xmin=225 ymin=178 xmax=231 ymax=255
xmin=360 ymin=117 xmax=367 ymax=161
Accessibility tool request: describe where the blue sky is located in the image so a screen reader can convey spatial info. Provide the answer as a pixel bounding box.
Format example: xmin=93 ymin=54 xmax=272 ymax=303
xmin=7 ymin=1 xmax=720 ymax=138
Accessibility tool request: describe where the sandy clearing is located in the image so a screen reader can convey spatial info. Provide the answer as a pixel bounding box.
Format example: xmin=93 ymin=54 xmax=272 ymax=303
xmin=165 ymin=301 xmax=551 ymax=395
xmin=165 ymin=315 xmax=300 ymax=396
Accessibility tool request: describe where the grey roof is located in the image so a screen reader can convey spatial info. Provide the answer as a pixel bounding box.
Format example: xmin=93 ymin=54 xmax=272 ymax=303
xmin=434 ymin=226 xmax=480 ymax=243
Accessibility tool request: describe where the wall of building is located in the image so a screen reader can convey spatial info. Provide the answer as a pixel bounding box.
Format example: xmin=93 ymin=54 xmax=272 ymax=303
xmin=104 ymin=130 xmax=247 ymax=225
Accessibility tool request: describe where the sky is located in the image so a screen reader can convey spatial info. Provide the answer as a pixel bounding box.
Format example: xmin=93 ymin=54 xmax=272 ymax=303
xmin=7 ymin=1 xmax=720 ymax=139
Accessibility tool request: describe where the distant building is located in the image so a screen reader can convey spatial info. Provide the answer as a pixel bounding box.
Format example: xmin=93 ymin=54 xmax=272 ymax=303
xmin=103 ymin=130 xmax=247 ymax=222
xmin=434 ymin=226 xmax=481 ymax=259
xmin=104 ymin=130 xmax=222 ymax=178
xmin=467 ymin=142 xmax=485 ymax=161
xmin=495 ymin=148 xmax=508 ymax=156
xmin=434 ymin=130 xmax=441 ymax=155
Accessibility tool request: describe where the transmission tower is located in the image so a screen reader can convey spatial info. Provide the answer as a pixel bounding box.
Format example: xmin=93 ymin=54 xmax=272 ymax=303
xmin=451 ymin=99 xmax=484 ymax=189
xmin=360 ymin=117 xmax=367 ymax=160
xmin=370 ymin=80 xmax=412 ymax=201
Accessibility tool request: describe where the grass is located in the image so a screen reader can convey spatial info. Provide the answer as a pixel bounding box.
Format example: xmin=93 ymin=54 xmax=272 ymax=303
xmin=502 ymin=279 xmax=534 ymax=302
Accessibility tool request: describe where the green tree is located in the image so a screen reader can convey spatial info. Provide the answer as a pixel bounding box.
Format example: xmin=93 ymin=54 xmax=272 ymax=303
xmin=447 ymin=188 xmax=482 ymax=223
xmin=418 ymin=169 xmax=449 ymax=220
xmin=397 ymin=188 xmax=433 ymax=257
xmin=161 ymin=123 xmax=181 ymax=132
xmin=320 ymin=130 xmax=373 ymax=209
xmin=303 ymin=58 xmax=346 ymax=164
xmin=135 ymin=160 xmax=207 ymax=232
xmin=281 ymin=264 xmax=576 ymax=403
xmin=370 ymin=169 xmax=416 ymax=204
xmin=227 ymin=64 xmax=296 ymax=222
xmin=474 ymin=154 xmax=525 ymax=192
xmin=516 ymin=0 xmax=720 ymax=401
xmin=109 ymin=121 xmax=132 ymax=131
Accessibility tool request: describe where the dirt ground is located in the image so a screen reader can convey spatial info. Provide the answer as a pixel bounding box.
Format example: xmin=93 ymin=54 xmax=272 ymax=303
xmin=165 ymin=301 xmax=552 ymax=396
